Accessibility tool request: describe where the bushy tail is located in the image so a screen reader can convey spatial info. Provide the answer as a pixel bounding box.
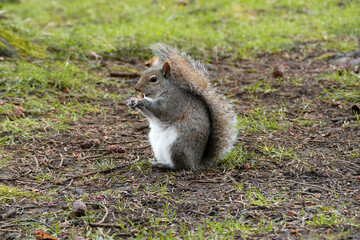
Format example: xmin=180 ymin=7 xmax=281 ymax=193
xmin=151 ymin=43 xmax=237 ymax=161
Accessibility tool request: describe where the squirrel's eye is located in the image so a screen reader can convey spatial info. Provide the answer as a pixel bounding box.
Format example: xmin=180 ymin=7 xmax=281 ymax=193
xmin=150 ymin=76 xmax=158 ymax=82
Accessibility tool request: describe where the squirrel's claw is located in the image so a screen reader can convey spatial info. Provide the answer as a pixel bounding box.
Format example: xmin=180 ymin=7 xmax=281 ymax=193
xmin=126 ymin=97 xmax=138 ymax=108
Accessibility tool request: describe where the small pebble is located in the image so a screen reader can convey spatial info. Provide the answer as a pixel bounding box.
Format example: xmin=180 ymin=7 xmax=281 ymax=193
xmin=72 ymin=200 xmax=86 ymax=217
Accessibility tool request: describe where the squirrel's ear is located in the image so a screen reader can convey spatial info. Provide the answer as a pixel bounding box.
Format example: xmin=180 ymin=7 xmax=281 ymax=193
xmin=162 ymin=60 xmax=171 ymax=78
xmin=145 ymin=56 xmax=159 ymax=68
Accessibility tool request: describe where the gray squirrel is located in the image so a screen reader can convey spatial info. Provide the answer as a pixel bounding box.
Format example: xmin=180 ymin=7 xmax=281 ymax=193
xmin=127 ymin=44 xmax=237 ymax=170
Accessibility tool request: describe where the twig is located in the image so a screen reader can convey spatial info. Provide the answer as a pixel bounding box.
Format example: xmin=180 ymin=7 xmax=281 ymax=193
xmin=109 ymin=72 xmax=140 ymax=78
xmin=33 ymin=155 xmax=39 ymax=173
xmin=61 ymin=161 xmax=137 ymax=183
xmin=229 ymin=90 xmax=246 ymax=98
xmin=0 ymin=175 xmax=17 ymax=181
xmin=338 ymin=160 xmax=360 ymax=169
xmin=1 ymin=209 xmax=16 ymax=220
xmin=58 ymin=154 xmax=64 ymax=168
xmin=60 ymin=179 xmax=73 ymax=192
xmin=0 ymin=219 xmax=56 ymax=232
xmin=101 ymin=53 xmax=140 ymax=64
xmin=89 ymin=225 xmax=138 ymax=238
xmin=84 ymin=203 xmax=110 ymax=234
xmin=128 ymin=145 xmax=151 ymax=150
xmin=190 ymin=210 xmax=206 ymax=216
xmin=80 ymin=154 xmax=105 ymax=160
xmin=270 ymin=178 xmax=335 ymax=193
xmin=88 ymin=222 xmax=130 ymax=231
xmin=104 ymin=140 xmax=140 ymax=144
xmin=331 ymin=116 xmax=358 ymax=124
xmin=97 ymin=204 xmax=109 ymax=224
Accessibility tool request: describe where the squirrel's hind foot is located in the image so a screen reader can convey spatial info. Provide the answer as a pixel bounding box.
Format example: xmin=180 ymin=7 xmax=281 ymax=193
xmin=149 ymin=158 xmax=174 ymax=170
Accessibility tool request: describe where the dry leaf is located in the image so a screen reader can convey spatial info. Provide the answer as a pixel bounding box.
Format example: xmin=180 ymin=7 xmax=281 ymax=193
xmin=272 ymin=65 xmax=284 ymax=78
xmin=12 ymin=106 xmax=24 ymax=118
xmin=34 ymin=230 xmax=56 ymax=240
xmin=107 ymin=145 xmax=125 ymax=153
xmin=80 ymin=139 xmax=101 ymax=149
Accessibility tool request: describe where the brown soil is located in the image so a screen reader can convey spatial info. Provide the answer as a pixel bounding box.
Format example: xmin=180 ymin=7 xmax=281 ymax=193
xmin=1 ymin=46 xmax=360 ymax=239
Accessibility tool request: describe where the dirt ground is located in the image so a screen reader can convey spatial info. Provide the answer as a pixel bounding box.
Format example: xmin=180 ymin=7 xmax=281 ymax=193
xmin=1 ymin=45 xmax=360 ymax=239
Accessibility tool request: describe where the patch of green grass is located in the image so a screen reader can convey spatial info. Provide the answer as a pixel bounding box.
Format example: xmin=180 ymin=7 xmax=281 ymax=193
xmin=0 ymin=60 xmax=99 ymax=95
xmin=245 ymin=187 xmax=284 ymax=207
xmin=96 ymin=158 xmax=116 ymax=171
xmin=30 ymin=169 xmax=54 ymax=182
xmin=307 ymin=212 xmax=356 ymax=228
xmin=290 ymin=77 xmax=304 ymax=87
xmin=133 ymin=215 xmax=278 ymax=239
xmin=147 ymin=203 xmax=177 ymax=228
xmin=348 ymin=149 xmax=359 ymax=159
xmin=224 ymin=105 xmax=299 ymax=169
xmin=195 ymin=216 xmax=276 ymax=239
xmin=321 ymin=71 xmax=360 ymax=104
xmin=259 ymin=144 xmax=298 ymax=161
xmin=130 ymin=159 xmax=153 ymax=174
xmin=0 ymin=184 xmax=48 ymax=203
xmin=244 ymin=80 xmax=278 ymax=94
xmin=0 ymin=117 xmax=44 ymax=142
xmin=0 ymin=150 xmax=12 ymax=167
xmin=1 ymin=0 xmax=359 ymax=59
xmin=221 ymin=144 xmax=255 ymax=168
xmin=238 ymin=106 xmax=291 ymax=133
xmin=306 ymin=205 xmax=359 ymax=229
xmin=0 ymin=26 xmax=45 ymax=57
xmin=0 ymin=60 xmax=117 ymax=145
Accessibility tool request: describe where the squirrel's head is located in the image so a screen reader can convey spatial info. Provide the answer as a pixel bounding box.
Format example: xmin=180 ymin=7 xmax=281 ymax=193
xmin=135 ymin=60 xmax=171 ymax=98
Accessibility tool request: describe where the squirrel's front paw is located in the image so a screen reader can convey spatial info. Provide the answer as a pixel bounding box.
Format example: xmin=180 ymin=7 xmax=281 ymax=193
xmin=126 ymin=97 xmax=138 ymax=108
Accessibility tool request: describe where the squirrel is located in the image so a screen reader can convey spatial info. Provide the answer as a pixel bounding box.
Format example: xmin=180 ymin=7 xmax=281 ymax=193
xmin=127 ymin=43 xmax=237 ymax=170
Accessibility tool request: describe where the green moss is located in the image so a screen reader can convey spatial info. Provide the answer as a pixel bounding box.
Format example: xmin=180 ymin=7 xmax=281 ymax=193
xmin=0 ymin=37 xmax=18 ymax=57
xmin=0 ymin=27 xmax=45 ymax=57
xmin=0 ymin=40 xmax=6 ymax=49
xmin=0 ymin=184 xmax=49 ymax=203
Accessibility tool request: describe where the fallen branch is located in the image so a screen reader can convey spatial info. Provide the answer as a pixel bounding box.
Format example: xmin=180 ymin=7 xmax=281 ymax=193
xmin=338 ymin=160 xmax=360 ymax=170
xmin=101 ymin=53 xmax=141 ymax=64
xmin=80 ymin=154 xmax=105 ymax=160
xmin=109 ymin=72 xmax=140 ymax=78
xmin=331 ymin=116 xmax=358 ymax=124
xmin=270 ymin=178 xmax=336 ymax=193
xmin=1 ymin=209 xmax=16 ymax=220
xmin=88 ymin=222 xmax=130 ymax=230
xmin=0 ymin=219 xmax=56 ymax=232
xmin=0 ymin=175 xmax=17 ymax=181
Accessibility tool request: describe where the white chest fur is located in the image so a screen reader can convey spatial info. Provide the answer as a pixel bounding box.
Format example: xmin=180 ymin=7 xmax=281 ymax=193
xmin=147 ymin=118 xmax=177 ymax=168
xmin=137 ymin=97 xmax=178 ymax=168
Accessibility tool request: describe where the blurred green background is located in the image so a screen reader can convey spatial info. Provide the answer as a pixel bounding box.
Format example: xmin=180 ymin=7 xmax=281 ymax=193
xmin=1 ymin=0 xmax=359 ymax=59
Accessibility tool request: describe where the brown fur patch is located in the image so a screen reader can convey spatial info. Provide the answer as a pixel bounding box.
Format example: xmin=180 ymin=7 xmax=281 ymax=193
xmin=170 ymin=54 xmax=208 ymax=91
